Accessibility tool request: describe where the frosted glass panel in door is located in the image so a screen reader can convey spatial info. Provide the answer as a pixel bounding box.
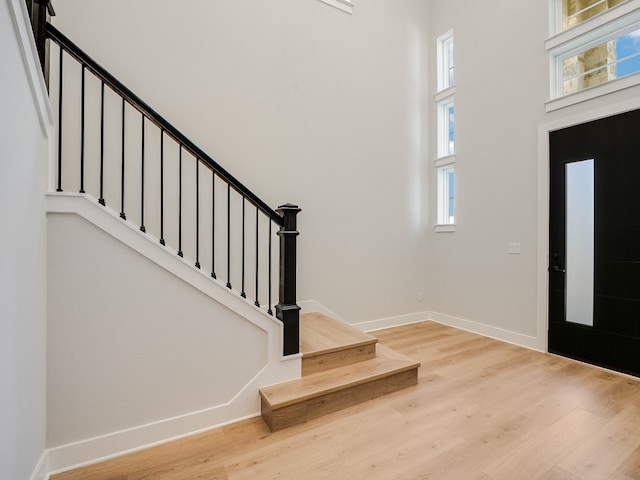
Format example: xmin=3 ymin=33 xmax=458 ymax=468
xmin=565 ymin=159 xmax=594 ymax=326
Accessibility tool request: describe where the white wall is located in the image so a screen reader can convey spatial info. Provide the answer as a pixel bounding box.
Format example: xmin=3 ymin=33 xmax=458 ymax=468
xmin=426 ymin=0 xmax=549 ymax=340
xmin=0 ymin=1 xmax=51 ymax=479
xmin=46 ymin=204 xmax=298 ymax=470
xmin=51 ymin=0 xmax=432 ymax=325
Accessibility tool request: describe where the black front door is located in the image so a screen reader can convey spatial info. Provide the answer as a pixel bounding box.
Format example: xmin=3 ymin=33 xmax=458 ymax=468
xmin=549 ymin=109 xmax=640 ymax=377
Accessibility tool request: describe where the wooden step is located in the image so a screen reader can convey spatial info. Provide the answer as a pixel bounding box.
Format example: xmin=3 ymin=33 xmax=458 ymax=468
xmin=260 ymin=344 xmax=420 ymax=431
xmin=300 ymin=312 xmax=378 ymax=375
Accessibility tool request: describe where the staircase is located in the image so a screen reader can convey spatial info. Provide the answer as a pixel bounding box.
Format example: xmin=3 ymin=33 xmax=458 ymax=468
xmin=259 ymin=312 xmax=420 ymax=431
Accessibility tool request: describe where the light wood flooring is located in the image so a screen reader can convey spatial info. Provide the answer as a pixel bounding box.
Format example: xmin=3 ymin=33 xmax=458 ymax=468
xmin=52 ymin=321 xmax=640 ymax=480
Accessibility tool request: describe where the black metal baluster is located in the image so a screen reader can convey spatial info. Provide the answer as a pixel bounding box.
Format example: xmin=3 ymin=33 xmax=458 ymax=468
xmin=255 ymin=207 xmax=260 ymax=307
xmin=140 ymin=115 xmax=146 ymax=233
xmin=159 ymin=129 xmax=165 ymax=245
xmin=211 ymin=172 xmax=216 ymax=278
xmin=98 ymin=81 xmax=105 ymax=206
xmin=79 ymin=65 xmax=85 ymax=193
xmin=195 ymin=158 xmax=200 ymax=269
xmin=120 ymin=98 xmax=126 ymax=220
xmin=177 ymin=146 xmax=183 ymax=257
xmin=268 ymin=220 xmax=273 ymax=315
xmin=56 ymin=46 xmax=63 ymax=192
xmin=226 ymin=184 xmax=232 ymax=289
xmin=241 ymin=197 xmax=246 ymax=298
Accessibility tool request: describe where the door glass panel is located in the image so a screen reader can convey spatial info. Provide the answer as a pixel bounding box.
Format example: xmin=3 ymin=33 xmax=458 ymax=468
xmin=566 ymin=159 xmax=594 ymax=326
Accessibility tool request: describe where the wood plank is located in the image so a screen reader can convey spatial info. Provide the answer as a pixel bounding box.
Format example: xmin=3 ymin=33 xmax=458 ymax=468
xmin=299 ymin=312 xmax=377 ymax=356
xmin=260 ymin=345 xmax=419 ymax=409
xmin=557 ymin=405 xmax=640 ymax=479
xmin=302 ymin=342 xmax=376 ymax=376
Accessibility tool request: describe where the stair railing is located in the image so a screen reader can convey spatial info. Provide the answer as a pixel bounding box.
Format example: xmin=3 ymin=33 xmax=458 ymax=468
xmin=45 ymin=24 xmax=300 ymax=355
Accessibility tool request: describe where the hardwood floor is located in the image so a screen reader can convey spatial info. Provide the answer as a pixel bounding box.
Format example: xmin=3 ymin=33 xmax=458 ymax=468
xmin=52 ymin=321 xmax=640 ymax=480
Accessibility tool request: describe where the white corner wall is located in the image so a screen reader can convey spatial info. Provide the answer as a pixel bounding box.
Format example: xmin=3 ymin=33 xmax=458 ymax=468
xmin=51 ymin=0 xmax=432 ymax=325
xmin=0 ymin=1 xmax=52 ymax=479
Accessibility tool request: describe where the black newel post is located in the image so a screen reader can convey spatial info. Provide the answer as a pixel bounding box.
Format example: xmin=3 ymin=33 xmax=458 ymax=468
xmin=276 ymin=203 xmax=301 ymax=356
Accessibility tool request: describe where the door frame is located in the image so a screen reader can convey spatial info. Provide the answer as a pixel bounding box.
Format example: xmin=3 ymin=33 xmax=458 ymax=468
xmin=536 ymin=96 xmax=640 ymax=355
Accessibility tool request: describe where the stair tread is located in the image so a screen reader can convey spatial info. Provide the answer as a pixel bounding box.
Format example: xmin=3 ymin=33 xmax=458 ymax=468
xmin=300 ymin=312 xmax=377 ymax=358
xmin=260 ymin=344 xmax=420 ymax=409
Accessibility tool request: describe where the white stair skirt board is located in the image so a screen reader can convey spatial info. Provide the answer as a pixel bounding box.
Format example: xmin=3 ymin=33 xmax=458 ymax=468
xmin=46 ymin=193 xmax=301 ymax=474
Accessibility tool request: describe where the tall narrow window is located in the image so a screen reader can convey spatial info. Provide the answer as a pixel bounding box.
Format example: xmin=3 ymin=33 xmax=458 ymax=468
xmin=437 ymin=100 xmax=455 ymax=157
xmin=437 ymin=30 xmax=455 ymax=92
xmin=437 ymin=164 xmax=455 ymax=225
xmin=435 ymin=30 xmax=456 ymax=230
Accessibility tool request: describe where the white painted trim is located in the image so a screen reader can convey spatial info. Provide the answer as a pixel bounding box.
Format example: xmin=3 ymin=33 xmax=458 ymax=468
xmin=434 ymin=86 xmax=456 ymax=103
xmin=6 ymin=0 xmax=54 ymax=137
xmin=46 ymin=193 xmax=301 ymax=472
xmin=300 ymin=300 xmax=543 ymax=351
xmin=298 ymin=299 xmax=348 ymax=324
xmin=47 ymin=193 xmax=284 ymax=339
xmin=429 ymin=311 xmax=543 ymax=352
xmin=537 ymin=95 xmax=640 ymax=357
xmin=29 ymin=450 xmax=49 ymax=480
xmin=316 ymin=0 xmax=353 ymax=14
xmin=434 ymin=224 xmax=456 ymax=233
xmin=352 ymin=311 xmax=430 ymax=332
xmin=434 ymin=155 xmax=456 ymax=168
xmin=546 ymin=71 xmax=640 ymax=111
xmin=47 ymin=358 xmax=299 ymax=474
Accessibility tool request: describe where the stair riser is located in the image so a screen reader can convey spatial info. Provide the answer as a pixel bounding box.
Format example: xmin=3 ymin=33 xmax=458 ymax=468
xmin=262 ymin=368 xmax=418 ymax=431
xmin=302 ymin=344 xmax=377 ymax=376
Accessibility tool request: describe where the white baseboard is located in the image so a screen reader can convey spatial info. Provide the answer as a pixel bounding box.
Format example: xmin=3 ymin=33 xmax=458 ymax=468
xmin=351 ymin=311 xmax=431 ymax=332
xmin=428 ymin=311 xmax=543 ymax=352
xmin=29 ymin=450 xmax=49 ymax=480
xmin=48 ymin=352 xmax=300 ymax=475
xmin=299 ymin=299 xmax=543 ymax=352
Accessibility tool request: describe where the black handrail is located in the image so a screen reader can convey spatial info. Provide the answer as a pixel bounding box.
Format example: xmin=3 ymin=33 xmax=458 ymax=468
xmin=46 ymin=22 xmax=301 ymax=355
xmin=46 ymin=23 xmax=284 ymax=226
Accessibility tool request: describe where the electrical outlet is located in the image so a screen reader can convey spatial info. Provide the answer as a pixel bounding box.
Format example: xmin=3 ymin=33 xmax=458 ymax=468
xmin=509 ymin=242 xmax=521 ymax=254
xmin=418 ymin=291 xmax=424 ymax=302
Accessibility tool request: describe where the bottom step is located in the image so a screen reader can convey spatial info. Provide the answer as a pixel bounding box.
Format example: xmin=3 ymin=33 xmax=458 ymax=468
xmin=260 ymin=345 xmax=420 ymax=431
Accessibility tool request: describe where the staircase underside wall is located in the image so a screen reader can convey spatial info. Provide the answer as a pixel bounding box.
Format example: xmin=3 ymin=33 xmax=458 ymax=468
xmin=46 ymin=198 xmax=300 ymax=473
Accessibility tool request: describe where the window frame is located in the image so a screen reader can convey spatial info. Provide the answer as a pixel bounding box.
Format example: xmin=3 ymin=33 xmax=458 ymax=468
xmin=437 ymin=30 xmax=455 ymax=92
xmin=435 ymin=159 xmax=456 ymax=230
xmin=435 ymin=30 xmax=456 ymax=232
xmin=547 ymin=0 xmax=640 ymax=111
xmin=437 ymin=97 xmax=455 ymax=158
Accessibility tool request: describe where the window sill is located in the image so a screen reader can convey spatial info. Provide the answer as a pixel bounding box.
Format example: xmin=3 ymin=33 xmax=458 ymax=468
xmin=317 ymin=0 xmax=353 ymax=14
xmin=435 ymin=155 xmax=456 ymax=167
xmin=546 ymin=71 xmax=640 ymax=112
xmin=434 ymin=224 xmax=456 ymax=233
xmin=435 ymin=86 xmax=456 ymax=102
